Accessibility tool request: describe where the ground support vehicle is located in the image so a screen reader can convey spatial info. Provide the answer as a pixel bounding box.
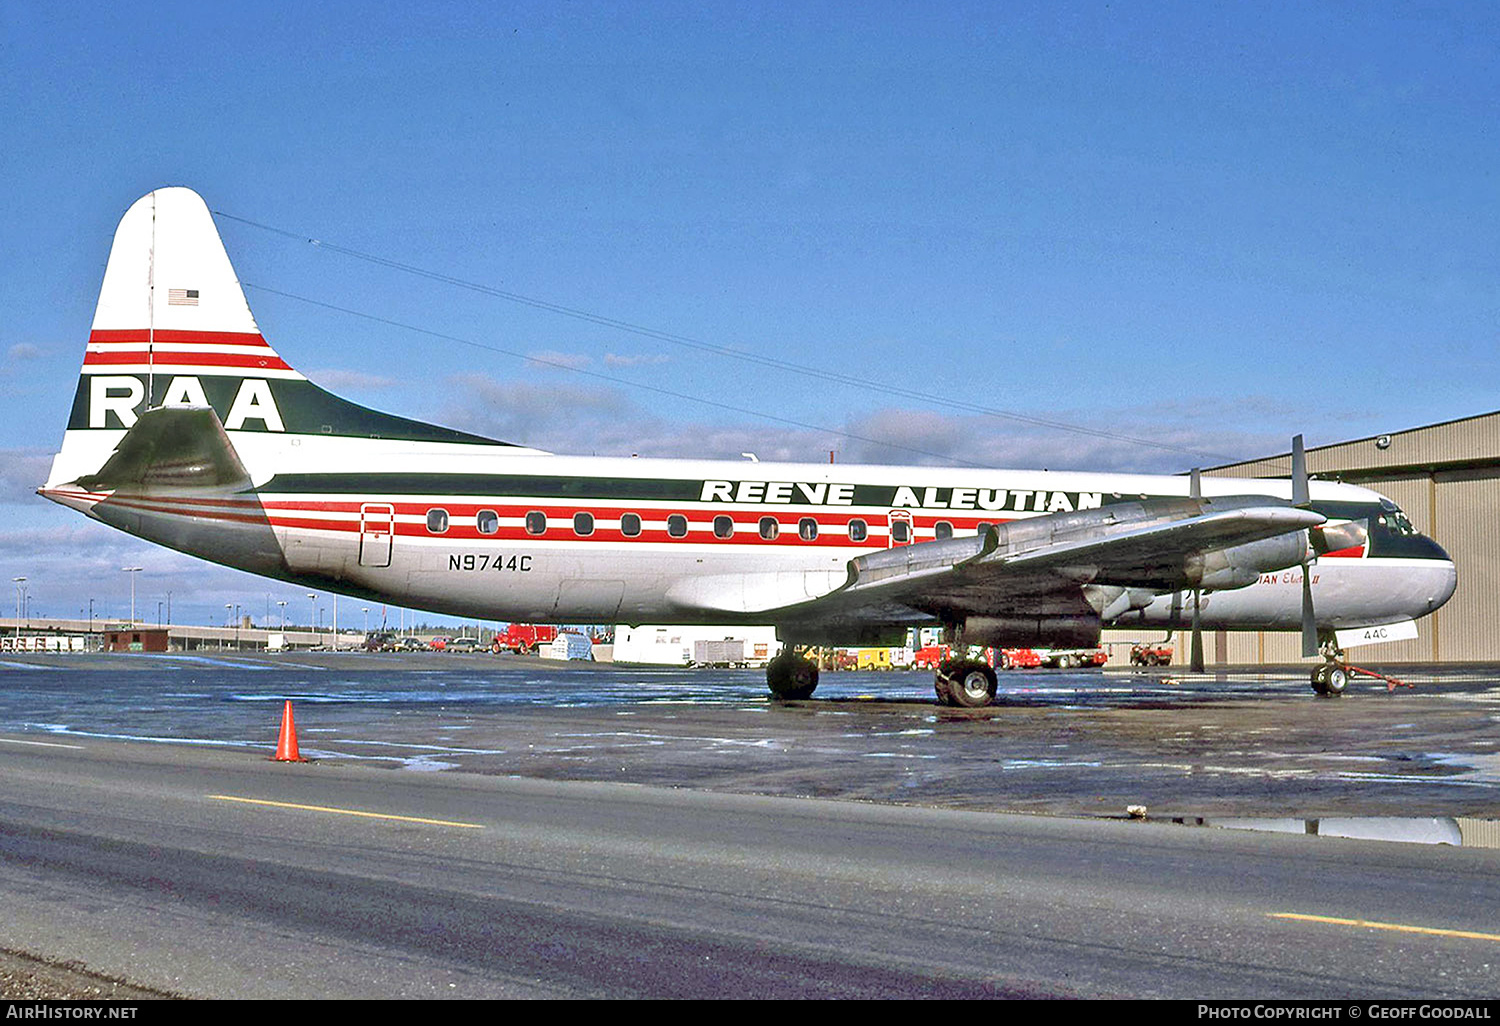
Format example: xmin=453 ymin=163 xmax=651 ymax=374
xmin=691 ymin=639 xmax=749 ymax=668
xmin=1129 ymin=643 xmax=1174 ymax=667
xmin=1033 ymin=648 xmax=1107 ymax=669
xmin=492 ymin=624 xmax=558 ymax=655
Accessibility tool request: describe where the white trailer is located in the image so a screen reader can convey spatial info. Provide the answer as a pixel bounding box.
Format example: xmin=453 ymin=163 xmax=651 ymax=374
xmin=613 ymin=625 xmax=782 ymax=667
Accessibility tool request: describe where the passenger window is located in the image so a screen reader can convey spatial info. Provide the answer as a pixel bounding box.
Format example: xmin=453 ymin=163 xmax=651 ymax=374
xmin=759 ymin=517 xmax=780 ymax=540
xmin=574 ymin=512 xmax=595 ymax=537
xmin=713 ymin=515 xmax=734 ymax=539
xmin=476 ymin=510 xmax=499 ymax=535
xmin=667 ymin=514 xmax=688 ymax=538
xmin=620 ymin=513 xmax=642 ymax=537
xmin=848 ymin=519 xmax=868 ymax=543
xmin=525 ymin=511 xmax=547 ymax=536
xmin=891 ymin=520 xmax=910 ymax=544
xmin=798 ymin=517 xmax=818 ymax=541
xmin=426 ymin=508 xmax=449 ymax=534
xmin=934 ymin=521 xmax=953 ymax=540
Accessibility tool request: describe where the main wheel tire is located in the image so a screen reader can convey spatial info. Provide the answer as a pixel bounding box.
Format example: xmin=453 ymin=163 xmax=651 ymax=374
xmin=1324 ymin=666 xmax=1348 ymax=696
xmin=945 ymin=660 xmax=997 ymax=708
xmin=1311 ymin=664 xmax=1331 ymax=695
xmin=933 ymin=671 xmax=954 ymax=705
xmin=767 ymin=653 xmax=818 ymax=700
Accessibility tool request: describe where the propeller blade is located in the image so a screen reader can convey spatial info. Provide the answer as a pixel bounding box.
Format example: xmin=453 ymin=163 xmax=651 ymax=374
xmin=1291 ymin=434 xmax=1310 ymax=507
xmin=1300 ymin=566 xmax=1319 ymax=658
xmin=1190 ymin=588 xmax=1205 ymax=673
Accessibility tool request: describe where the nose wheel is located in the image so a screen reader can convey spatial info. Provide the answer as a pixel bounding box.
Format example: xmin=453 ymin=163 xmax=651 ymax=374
xmin=1311 ymin=662 xmax=1349 ymax=696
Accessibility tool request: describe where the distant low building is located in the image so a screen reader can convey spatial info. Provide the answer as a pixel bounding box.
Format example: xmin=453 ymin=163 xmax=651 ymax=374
xmin=103 ymin=628 xmax=170 ymax=653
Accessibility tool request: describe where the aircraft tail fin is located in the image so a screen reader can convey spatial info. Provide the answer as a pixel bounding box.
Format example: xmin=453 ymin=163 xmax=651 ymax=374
xmin=46 ymin=187 xmax=513 ymax=494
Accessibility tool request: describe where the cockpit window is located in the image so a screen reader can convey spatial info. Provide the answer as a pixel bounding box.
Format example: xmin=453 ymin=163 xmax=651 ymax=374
xmin=1378 ymin=499 xmax=1418 ymax=536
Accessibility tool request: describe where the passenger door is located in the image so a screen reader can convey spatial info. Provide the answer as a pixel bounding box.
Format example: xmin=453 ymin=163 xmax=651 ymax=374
xmin=359 ymin=503 xmax=395 ymax=568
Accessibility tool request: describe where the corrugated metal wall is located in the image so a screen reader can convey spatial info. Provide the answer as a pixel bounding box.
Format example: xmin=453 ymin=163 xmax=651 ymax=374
xmin=1198 ymin=414 xmax=1500 ymax=664
xmin=1431 ymin=469 xmax=1500 ymax=661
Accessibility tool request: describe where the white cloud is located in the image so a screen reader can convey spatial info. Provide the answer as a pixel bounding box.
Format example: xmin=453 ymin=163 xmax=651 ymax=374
xmin=0 ymin=449 xmax=53 ymax=504
xmin=6 ymin=343 xmax=41 ymax=362
xmin=435 ymin=375 xmax=1288 ymax=471
xmin=603 ymin=352 xmax=671 ymax=367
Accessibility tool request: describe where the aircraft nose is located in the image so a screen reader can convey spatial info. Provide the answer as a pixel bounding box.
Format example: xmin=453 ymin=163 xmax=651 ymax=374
xmin=1423 ymin=535 xmax=1458 ymax=613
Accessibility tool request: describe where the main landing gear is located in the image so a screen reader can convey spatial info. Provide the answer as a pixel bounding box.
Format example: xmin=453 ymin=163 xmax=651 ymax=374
xmin=933 ymin=658 xmax=997 ymax=708
xmin=766 ymin=650 xmax=819 ymax=700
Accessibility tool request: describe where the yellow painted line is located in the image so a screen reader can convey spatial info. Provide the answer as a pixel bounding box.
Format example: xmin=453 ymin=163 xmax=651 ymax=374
xmin=207 ymin=794 xmax=484 ymax=829
xmin=1272 ymin=913 xmax=1500 ymax=943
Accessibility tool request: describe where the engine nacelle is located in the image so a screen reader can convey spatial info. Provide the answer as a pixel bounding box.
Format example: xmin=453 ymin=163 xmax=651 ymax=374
xmin=962 ymin=615 xmax=1100 ymax=650
xmin=1187 ymin=531 xmax=1310 ymax=591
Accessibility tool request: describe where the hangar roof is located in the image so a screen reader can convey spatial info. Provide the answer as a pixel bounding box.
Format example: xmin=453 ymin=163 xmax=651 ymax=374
xmin=1205 ymin=409 xmax=1500 ymax=482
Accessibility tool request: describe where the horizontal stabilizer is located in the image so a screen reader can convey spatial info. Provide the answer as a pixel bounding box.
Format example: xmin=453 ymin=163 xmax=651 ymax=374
xmin=75 ymin=405 xmax=252 ymax=492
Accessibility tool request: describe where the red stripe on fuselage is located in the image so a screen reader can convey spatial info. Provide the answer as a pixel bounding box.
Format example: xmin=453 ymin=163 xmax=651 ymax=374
xmin=106 ymin=493 xmax=1020 ymax=548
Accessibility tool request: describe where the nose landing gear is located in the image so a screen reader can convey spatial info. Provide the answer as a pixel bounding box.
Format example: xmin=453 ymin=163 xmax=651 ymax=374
xmin=1310 ymin=661 xmax=1349 ymax=696
xmin=1310 ymin=641 xmax=1412 ymax=695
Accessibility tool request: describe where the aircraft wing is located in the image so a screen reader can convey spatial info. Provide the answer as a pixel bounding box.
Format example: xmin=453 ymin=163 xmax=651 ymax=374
xmin=833 ymin=503 xmax=1325 ymax=613
xmin=671 ymin=498 xmax=1325 ymax=636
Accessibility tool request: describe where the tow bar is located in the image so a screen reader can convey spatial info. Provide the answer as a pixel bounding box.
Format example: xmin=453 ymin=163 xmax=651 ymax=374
xmin=1340 ymin=663 xmax=1413 ymax=691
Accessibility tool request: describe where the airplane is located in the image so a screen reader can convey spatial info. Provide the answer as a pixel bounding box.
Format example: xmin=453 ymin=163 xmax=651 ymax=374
xmin=39 ymin=188 xmax=1457 ymax=705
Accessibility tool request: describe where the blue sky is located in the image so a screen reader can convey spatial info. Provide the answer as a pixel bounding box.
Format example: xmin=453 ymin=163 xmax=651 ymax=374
xmin=1 ymin=1 xmax=1495 ymax=629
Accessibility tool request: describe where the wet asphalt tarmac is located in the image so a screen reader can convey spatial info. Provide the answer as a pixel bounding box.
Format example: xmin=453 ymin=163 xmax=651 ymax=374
xmin=1 ymin=651 xmax=1496 ymax=819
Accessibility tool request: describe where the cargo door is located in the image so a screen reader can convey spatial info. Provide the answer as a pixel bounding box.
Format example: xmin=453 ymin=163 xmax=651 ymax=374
xmin=359 ymin=503 xmax=395 ymax=568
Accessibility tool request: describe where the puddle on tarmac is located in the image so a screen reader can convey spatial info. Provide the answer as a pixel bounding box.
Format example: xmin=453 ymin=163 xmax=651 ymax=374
xmin=1167 ymin=815 xmax=1500 ymax=848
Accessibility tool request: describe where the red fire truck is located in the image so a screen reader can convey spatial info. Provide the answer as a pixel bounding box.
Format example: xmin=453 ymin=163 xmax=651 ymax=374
xmin=491 ymin=624 xmax=559 ymax=655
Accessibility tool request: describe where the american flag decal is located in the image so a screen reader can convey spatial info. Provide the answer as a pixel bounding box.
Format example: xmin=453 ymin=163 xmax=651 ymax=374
xmin=167 ymin=288 xmax=200 ymax=306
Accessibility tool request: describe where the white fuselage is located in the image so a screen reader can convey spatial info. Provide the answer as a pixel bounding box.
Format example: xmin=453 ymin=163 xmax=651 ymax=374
xmin=49 ymin=431 xmax=1456 ymax=633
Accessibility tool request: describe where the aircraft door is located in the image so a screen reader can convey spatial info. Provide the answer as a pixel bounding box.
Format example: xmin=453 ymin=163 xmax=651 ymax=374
xmin=887 ymin=509 xmax=914 ymax=549
xmin=359 ymin=503 xmax=395 ymax=568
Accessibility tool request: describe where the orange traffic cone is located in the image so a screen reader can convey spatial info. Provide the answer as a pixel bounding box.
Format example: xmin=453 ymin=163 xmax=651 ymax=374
xmin=271 ymin=700 xmax=305 ymax=762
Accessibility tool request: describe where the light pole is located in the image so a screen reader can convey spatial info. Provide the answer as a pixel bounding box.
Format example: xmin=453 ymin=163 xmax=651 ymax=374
xmin=11 ymin=577 xmax=25 ymax=639
xmin=307 ymin=593 xmax=316 ymax=637
xmin=234 ymin=604 xmax=241 ymax=651
xmin=122 ymin=567 xmax=143 ymax=624
xmin=277 ymin=600 xmax=287 ymax=630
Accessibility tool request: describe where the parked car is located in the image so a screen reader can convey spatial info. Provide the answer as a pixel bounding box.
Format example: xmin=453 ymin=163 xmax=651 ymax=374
xmin=364 ymin=631 xmax=397 ymax=652
xmin=428 ymin=636 xmax=453 ymax=651
xmin=393 ymin=636 xmax=425 ymax=652
xmin=448 ymin=637 xmax=482 ymax=653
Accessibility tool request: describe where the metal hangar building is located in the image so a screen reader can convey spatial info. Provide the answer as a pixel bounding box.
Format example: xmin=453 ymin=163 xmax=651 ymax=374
xmin=1201 ymin=411 xmax=1500 ymax=665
